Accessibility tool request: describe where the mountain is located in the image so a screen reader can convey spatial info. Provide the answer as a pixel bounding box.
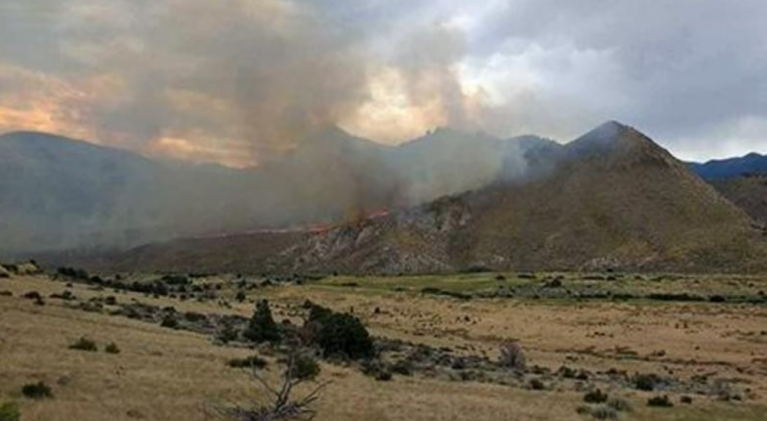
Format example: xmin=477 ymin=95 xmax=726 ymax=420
xmin=0 ymin=127 xmax=550 ymax=255
xmin=690 ymin=152 xmax=767 ymax=180
xmin=688 ymin=152 xmax=767 ymax=225
xmin=277 ymin=122 xmax=767 ymax=274
xmin=0 ymin=131 xmax=253 ymax=254
xmin=710 ymin=174 xmax=767 ymax=224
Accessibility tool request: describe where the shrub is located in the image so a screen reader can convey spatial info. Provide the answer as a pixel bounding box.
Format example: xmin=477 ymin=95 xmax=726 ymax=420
xmin=161 ymin=275 xmax=190 ymax=286
xmin=680 ymin=395 xmax=693 ymax=404
xmin=304 ymin=304 xmax=373 ymax=359
xmin=290 ymin=354 xmax=320 ymax=381
xmin=499 ymin=341 xmax=526 ymax=370
xmin=217 ymin=323 xmax=239 ymax=344
xmin=361 ymin=359 xmax=392 ymax=381
xmin=590 ymin=405 xmax=618 ymax=420
xmin=69 ymin=337 xmax=98 ymax=352
xmin=105 ymin=342 xmax=121 ymax=354
xmin=0 ymin=402 xmax=20 ymax=421
xmin=633 ymin=373 xmax=661 ymax=391
xmin=391 ymin=360 xmax=413 ymax=376
xmin=57 ymin=267 xmax=89 ymax=280
xmin=584 ymin=389 xmax=609 ymax=404
xmin=607 ymin=397 xmax=632 ymax=412
xmin=647 ymin=395 xmax=673 ymax=407
xmin=22 ymin=382 xmax=53 ymax=399
xmin=23 ymin=291 xmax=42 ymax=300
xmin=243 ymin=300 xmax=281 ymax=343
xmin=529 ymin=378 xmax=546 ymax=390
xmin=160 ymin=315 xmax=179 ymax=329
xmin=228 ymin=355 xmax=268 ymax=369
xmin=235 ymin=291 xmax=247 ymax=303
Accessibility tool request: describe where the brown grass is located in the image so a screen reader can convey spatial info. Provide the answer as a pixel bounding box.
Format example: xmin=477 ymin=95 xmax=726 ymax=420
xmin=1 ymin=274 xmax=766 ymax=421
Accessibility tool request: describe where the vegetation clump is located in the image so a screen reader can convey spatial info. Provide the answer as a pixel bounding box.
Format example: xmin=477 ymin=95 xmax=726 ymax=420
xmin=583 ymin=389 xmax=609 ymax=404
xmin=228 ymin=355 xmax=268 ymax=369
xmin=606 ymin=397 xmax=632 ymax=412
xmin=244 ymin=300 xmax=281 ymax=343
xmin=161 ymin=314 xmax=179 ymax=329
xmin=289 ymin=353 xmax=320 ymax=381
xmin=0 ymin=402 xmax=20 ymax=421
xmin=303 ymin=304 xmax=373 ymax=360
xmin=647 ymin=395 xmax=674 ymax=407
xmin=69 ymin=337 xmax=98 ymax=352
xmin=217 ymin=323 xmax=240 ymax=344
xmin=22 ymin=382 xmax=53 ymax=399
xmin=633 ymin=372 xmax=662 ymax=391
xmin=57 ymin=267 xmax=90 ymax=280
xmin=105 ymin=342 xmax=121 ymax=354
xmin=217 ymin=353 xmax=328 ymax=421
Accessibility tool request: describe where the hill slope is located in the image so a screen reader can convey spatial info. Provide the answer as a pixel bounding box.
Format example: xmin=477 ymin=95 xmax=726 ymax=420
xmin=280 ymin=122 xmax=767 ymax=274
xmin=710 ymin=174 xmax=767 ymax=224
xmin=0 ymin=132 xmax=243 ymax=253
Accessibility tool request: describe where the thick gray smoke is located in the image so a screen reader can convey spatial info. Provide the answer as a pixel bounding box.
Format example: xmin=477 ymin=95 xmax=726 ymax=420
xmin=0 ymin=0 xmax=483 ymax=166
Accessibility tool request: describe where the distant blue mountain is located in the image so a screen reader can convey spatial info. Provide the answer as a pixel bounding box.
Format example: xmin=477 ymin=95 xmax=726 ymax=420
xmin=689 ymin=152 xmax=767 ymax=180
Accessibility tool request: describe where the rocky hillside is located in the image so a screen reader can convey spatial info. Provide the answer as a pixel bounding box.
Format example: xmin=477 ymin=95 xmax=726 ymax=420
xmin=279 ymin=122 xmax=767 ymax=274
xmin=711 ymin=174 xmax=767 ymax=224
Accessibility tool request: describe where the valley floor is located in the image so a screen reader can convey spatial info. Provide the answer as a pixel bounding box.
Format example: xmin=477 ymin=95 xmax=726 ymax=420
xmin=2 ymin=272 xmax=767 ymax=421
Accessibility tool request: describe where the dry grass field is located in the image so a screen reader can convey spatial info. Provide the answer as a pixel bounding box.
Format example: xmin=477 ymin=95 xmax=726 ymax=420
xmin=2 ymin=272 xmax=767 ymax=421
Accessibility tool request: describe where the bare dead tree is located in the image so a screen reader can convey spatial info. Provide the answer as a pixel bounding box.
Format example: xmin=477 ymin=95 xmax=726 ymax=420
xmin=217 ymin=354 xmax=330 ymax=421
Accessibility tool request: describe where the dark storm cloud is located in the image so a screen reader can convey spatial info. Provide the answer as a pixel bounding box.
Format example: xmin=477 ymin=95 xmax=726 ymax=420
xmin=462 ymin=0 xmax=767 ymax=159
xmin=1 ymin=0 xmax=766 ymax=163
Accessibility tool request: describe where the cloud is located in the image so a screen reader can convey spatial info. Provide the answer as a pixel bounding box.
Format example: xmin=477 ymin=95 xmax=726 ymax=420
xmin=1 ymin=0 xmax=767 ymax=164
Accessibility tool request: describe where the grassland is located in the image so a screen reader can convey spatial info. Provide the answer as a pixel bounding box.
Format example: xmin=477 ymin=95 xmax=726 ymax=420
xmin=1 ymin=271 xmax=767 ymax=421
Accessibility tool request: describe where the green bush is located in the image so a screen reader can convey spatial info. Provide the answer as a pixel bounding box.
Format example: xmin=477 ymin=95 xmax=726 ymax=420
xmin=0 ymin=402 xmax=20 ymax=421
xmin=304 ymin=304 xmax=373 ymax=360
xmin=22 ymin=382 xmax=53 ymax=399
xmin=529 ymin=378 xmax=546 ymax=390
xmin=633 ymin=373 xmax=662 ymax=391
xmin=217 ymin=323 xmax=239 ymax=344
xmin=69 ymin=337 xmax=98 ymax=352
xmin=647 ymin=395 xmax=673 ymax=407
xmin=160 ymin=315 xmax=179 ymax=329
xmin=243 ymin=300 xmax=281 ymax=343
xmin=290 ymin=354 xmax=320 ymax=380
xmin=583 ymin=389 xmax=609 ymax=404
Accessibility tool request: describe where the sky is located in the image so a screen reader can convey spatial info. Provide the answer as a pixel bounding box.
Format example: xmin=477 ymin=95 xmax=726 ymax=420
xmin=1 ymin=0 xmax=766 ymax=166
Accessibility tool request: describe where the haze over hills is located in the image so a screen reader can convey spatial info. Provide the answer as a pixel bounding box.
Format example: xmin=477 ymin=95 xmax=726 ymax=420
xmin=0 ymin=128 xmax=550 ymax=255
xmin=0 ymin=131 xmax=248 ymax=253
xmin=96 ymin=122 xmax=767 ymax=275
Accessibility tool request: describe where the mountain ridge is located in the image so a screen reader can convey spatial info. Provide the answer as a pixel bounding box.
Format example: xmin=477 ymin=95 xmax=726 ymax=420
xmin=93 ymin=121 xmax=767 ymax=275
